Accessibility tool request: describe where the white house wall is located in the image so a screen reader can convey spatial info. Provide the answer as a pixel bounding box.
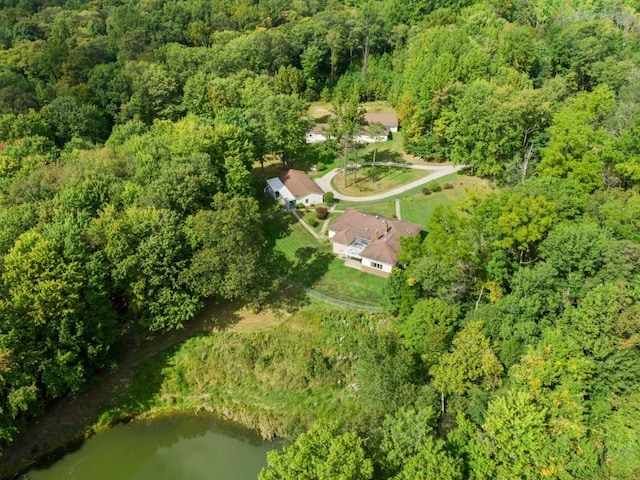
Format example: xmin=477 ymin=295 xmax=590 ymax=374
xmin=297 ymin=192 xmax=324 ymax=205
xmin=332 ymin=243 xmax=348 ymax=255
xmin=355 ymin=134 xmax=389 ymax=144
xmin=306 ymin=133 xmax=327 ymax=143
xmin=361 ymin=256 xmax=394 ymax=274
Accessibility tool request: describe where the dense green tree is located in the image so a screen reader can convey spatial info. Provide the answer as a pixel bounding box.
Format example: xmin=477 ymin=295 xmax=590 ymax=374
xmin=87 ymin=63 xmax=131 ymax=121
xmin=550 ymin=19 xmax=623 ymax=90
xmin=260 ymin=422 xmax=373 ymax=480
xmin=125 ymin=62 xmax=181 ymax=123
xmin=0 ymin=229 xmax=117 ymax=396
xmin=396 ymin=298 xmax=460 ymax=367
xmin=106 ymin=4 xmax=153 ymax=61
xmin=262 ymin=94 xmax=311 ymax=169
xmin=183 ymin=193 xmax=267 ymax=302
xmin=404 ymin=205 xmax=480 ymax=303
xmin=586 ymin=189 xmax=640 ymax=242
xmin=470 ymin=390 xmax=561 ymax=479
xmin=41 ymin=95 xmax=108 ymax=145
xmin=445 ymin=83 xmax=552 ymax=180
xmin=89 ymin=206 xmax=199 ymax=331
xmin=326 ymin=96 xmax=367 ymax=187
xmin=431 ymin=321 xmax=503 ymax=414
xmin=537 ymin=85 xmax=616 ymax=191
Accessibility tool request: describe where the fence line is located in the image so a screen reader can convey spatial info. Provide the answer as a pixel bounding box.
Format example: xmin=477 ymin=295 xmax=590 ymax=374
xmin=277 ymin=276 xmax=386 ymax=312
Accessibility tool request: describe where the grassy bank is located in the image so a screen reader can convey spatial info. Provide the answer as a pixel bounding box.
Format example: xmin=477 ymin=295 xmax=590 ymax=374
xmin=97 ymin=304 xmax=386 ymax=441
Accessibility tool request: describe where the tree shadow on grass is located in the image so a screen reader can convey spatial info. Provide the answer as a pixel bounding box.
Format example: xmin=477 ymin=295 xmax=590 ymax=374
xmin=293 ymin=144 xmax=334 ymax=172
xmin=263 ymin=210 xmax=297 ymax=245
xmin=360 ymin=149 xmax=404 ymax=166
xmin=289 ymin=246 xmax=334 ymax=286
xmin=263 ymin=244 xmax=334 ymax=314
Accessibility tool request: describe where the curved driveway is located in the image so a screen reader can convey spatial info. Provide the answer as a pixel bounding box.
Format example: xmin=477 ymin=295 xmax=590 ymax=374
xmin=315 ymin=162 xmax=467 ymax=202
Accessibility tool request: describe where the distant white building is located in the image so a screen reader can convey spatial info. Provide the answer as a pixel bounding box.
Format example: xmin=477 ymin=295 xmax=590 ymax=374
xmin=306 ymin=125 xmax=328 ymax=143
xmin=306 ymin=111 xmax=399 ymax=144
xmin=265 ymin=169 xmax=324 ymax=209
xmin=365 ymin=112 xmax=399 ymax=133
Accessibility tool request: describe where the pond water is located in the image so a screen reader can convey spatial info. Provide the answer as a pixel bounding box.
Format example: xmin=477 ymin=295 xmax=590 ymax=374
xmin=27 ymin=413 xmax=278 ymax=480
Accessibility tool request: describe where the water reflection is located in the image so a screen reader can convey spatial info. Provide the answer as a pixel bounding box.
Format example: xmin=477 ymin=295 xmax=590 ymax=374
xmin=28 ymin=413 xmax=277 ymax=480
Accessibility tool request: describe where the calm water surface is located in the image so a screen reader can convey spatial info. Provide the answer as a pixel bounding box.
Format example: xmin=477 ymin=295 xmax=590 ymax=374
xmin=27 ymin=413 xmax=277 ymax=480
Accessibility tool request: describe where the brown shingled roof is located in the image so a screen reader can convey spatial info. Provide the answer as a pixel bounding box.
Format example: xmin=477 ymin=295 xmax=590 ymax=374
xmin=328 ymin=209 xmax=421 ymax=264
xmin=331 ymin=227 xmax=356 ymax=246
xmin=279 ymin=169 xmax=324 ymax=197
xmin=365 ymin=112 xmax=398 ymax=129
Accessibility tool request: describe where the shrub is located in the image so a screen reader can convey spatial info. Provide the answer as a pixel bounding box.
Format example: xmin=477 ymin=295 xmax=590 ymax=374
xmin=309 ymin=218 xmax=319 ymax=227
xmin=430 ymin=183 xmax=442 ymax=192
xmin=324 ymin=192 xmax=334 ymax=204
xmin=297 ymin=203 xmax=305 ymax=209
xmin=443 ymin=183 xmax=454 ymax=190
xmin=422 ymin=188 xmax=432 ymax=195
xmin=316 ymin=162 xmax=325 ymax=172
xmin=316 ymin=206 xmax=329 ymax=220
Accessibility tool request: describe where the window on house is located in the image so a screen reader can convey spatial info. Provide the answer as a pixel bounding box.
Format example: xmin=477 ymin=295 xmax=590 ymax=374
xmin=370 ymin=262 xmax=383 ymax=269
xmin=305 ymin=198 xmax=309 ymax=203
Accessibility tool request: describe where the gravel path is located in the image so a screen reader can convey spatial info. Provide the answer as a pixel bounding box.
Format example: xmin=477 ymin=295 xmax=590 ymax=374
xmin=314 ymin=163 xmax=465 ymax=202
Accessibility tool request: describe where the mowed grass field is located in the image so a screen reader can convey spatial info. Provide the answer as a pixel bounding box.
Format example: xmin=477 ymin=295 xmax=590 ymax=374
xmin=400 ymin=173 xmax=494 ymax=226
xmin=264 ymin=217 xmax=386 ymax=307
xmin=331 ymin=165 xmax=430 ymax=197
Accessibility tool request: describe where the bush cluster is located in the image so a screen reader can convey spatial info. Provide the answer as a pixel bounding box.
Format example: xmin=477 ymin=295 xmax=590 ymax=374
xmin=316 ymin=206 xmax=329 ymax=220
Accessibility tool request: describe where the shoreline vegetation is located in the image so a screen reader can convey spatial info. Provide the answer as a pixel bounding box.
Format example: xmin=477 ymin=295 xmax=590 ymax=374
xmin=1 ymin=0 xmax=640 ymax=478
xmin=0 ymin=298 xmax=293 ymax=478
xmin=2 ymin=298 xmax=371 ymax=479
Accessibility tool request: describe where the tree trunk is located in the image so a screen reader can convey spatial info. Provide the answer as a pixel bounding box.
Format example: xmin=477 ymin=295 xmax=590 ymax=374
xmin=522 ymin=142 xmax=533 ymax=183
xmin=362 ymin=31 xmax=370 ymax=84
xmin=475 ymin=285 xmax=485 ymax=310
xmin=441 ymin=392 xmax=446 ymax=415
xmin=343 ymin=141 xmax=349 ymax=188
xmin=521 ymin=130 xmax=534 ymax=183
xmin=372 ymin=144 xmax=377 ymax=184
xmin=353 ymin=145 xmax=358 ymax=184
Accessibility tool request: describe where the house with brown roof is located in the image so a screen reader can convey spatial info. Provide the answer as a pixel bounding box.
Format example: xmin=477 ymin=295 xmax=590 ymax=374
xmin=265 ymin=169 xmax=324 ymax=209
xmin=365 ymin=112 xmax=399 ymax=133
xmin=327 ymin=209 xmax=421 ymax=277
xmin=306 ymin=124 xmax=328 ymax=143
xmin=305 ymin=110 xmax=399 ymax=144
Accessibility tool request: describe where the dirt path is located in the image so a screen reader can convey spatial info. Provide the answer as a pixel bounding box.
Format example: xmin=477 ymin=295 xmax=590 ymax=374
xmin=0 ymin=300 xmax=284 ymax=479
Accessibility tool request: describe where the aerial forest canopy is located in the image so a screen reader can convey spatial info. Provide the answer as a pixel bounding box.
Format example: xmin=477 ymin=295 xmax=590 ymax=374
xmin=0 ymin=0 xmax=640 ymax=478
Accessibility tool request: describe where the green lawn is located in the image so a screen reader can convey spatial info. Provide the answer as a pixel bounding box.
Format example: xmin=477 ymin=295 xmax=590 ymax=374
xmin=400 ymin=174 xmax=494 ymax=226
xmin=265 ymin=216 xmax=385 ymax=307
xmin=331 ymin=166 xmax=430 ymax=197
xmin=301 ymin=209 xmax=324 ymax=234
xmin=359 ymin=131 xmax=407 ymax=163
xmin=313 ymin=258 xmax=386 ymax=308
